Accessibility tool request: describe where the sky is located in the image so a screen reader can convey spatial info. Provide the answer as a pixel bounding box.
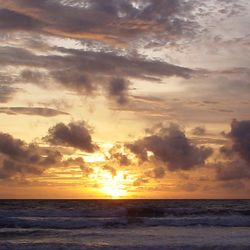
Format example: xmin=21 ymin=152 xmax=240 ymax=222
xmin=0 ymin=0 xmax=250 ymax=199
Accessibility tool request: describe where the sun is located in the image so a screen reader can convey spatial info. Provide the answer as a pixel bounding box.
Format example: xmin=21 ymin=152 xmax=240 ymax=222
xmin=99 ymin=171 xmax=128 ymax=198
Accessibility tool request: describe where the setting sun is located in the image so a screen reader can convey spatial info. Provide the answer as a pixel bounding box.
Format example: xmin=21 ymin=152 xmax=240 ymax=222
xmin=91 ymin=170 xmax=129 ymax=198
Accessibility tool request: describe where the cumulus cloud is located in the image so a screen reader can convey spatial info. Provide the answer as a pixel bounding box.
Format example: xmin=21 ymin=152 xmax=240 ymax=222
xmin=229 ymin=119 xmax=250 ymax=164
xmin=0 ymin=107 xmax=69 ymax=117
xmin=44 ymin=121 xmax=98 ymax=152
xmin=127 ymin=123 xmax=213 ymax=171
xmin=0 ymin=132 xmax=62 ymax=179
xmin=216 ymin=119 xmax=250 ymax=181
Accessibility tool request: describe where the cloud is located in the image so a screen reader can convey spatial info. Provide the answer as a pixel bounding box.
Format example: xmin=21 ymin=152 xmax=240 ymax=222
xmin=103 ymin=165 xmax=117 ymax=177
xmin=111 ymin=152 xmax=130 ymax=166
xmin=0 ymin=86 xmax=18 ymax=103
xmin=0 ymin=0 xmax=202 ymax=46
xmin=215 ymin=119 xmax=250 ymax=181
xmin=229 ymin=119 xmax=250 ymax=164
xmin=127 ymin=123 xmax=213 ymax=171
xmin=0 ymin=45 xmax=193 ymax=104
xmin=44 ymin=121 xmax=98 ymax=152
xmin=145 ymin=166 xmax=166 ymax=179
xmin=0 ymin=8 xmax=42 ymax=31
xmin=215 ymin=160 xmax=250 ymax=181
xmin=50 ymin=70 xmax=94 ymax=94
xmin=192 ymin=126 xmax=206 ymax=136
xmin=62 ymin=157 xmax=94 ymax=176
xmin=107 ymin=78 xmax=130 ymax=105
xmin=0 ymin=132 xmax=62 ymax=179
xmin=107 ymin=145 xmax=131 ymax=166
xmin=0 ymin=107 xmax=69 ymax=117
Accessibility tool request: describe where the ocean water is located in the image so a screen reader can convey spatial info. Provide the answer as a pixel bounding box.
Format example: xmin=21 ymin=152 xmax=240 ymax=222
xmin=0 ymin=199 xmax=250 ymax=250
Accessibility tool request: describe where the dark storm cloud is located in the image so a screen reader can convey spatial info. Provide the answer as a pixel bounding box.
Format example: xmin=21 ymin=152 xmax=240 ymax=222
xmin=0 ymin=132 xmax=62 ymax=179
xmin=0 ymin=107 xmax=69 ymax=117
xmin=44 ymin=121 xmax=98 ymax=152
xmin=0 ymin=0 xmax=200 ymax=46
xmin=127 ymin=123 xmax=213 ymax=171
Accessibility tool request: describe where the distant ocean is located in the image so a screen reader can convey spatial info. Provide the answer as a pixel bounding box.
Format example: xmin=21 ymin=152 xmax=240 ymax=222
xmin=0 ymin=199 xmax=250 ymax=250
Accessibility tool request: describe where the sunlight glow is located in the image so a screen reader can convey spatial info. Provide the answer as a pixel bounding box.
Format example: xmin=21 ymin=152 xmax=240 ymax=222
xmin=89 ymin=169 xmax=129 ymax=198
xmin=100 ymin=171 xmax=128 ymax=198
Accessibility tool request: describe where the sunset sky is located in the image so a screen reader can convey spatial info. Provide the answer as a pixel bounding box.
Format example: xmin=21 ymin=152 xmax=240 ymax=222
xmin=0 ymin=0 xmax=250 ymax=199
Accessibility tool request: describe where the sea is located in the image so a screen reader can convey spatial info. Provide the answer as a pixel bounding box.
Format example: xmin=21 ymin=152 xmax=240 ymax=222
xmin=0 ymin=199 xmax=250 ymax=250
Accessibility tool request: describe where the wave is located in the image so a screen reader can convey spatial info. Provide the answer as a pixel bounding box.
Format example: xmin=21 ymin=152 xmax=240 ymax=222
xmin=1 ymin=207 xmax=250 ymax=219
xmin=1 ymin=200 xmax=250 ymax=229
xmin=1 ymin=243 xmax=249 ymax=250
xmin=1 ymin=215 xmax=250 ymax=229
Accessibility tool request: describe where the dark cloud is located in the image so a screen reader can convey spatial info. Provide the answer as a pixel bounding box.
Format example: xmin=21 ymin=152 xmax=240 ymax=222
xmin=0 ymin=0 xmax=201 ymax=46
xmin=127 ymin=123 xmax=213 ymax=171
xmin=145 ymin=166 xmax=166 ymax=179
xmin=103 ymin=165 xmax=117 ymax=177
xmin=0 ymin=86 xmax=18 ymax=103
xmin=20 ymin=70 xmax=47 ymax=84
xmin=107 ymin=145 xmax=131 ymax=166
xmin=0 ymin=8 xmax=42 ymax=31
xmin=216 ymin=120 xmax=250 ymax=181
xmin=179 ymin=182 xmax=199 ymax=192
xmin=0 ymin=45 xmax=193 ymax=103
xmin=192 ymin=126 xmax=206 ymax=136
xmin=44 ymin=121 xmax=98 ymax=152
xmin=62 ymin=157 xmax=93 ymax=176
xmin=107 ymin=78 xmax=129 ymax=105
xmin=0 ymin=132 xmax=62 ymax=179
xmin=112 ymin=152 xmax=130 ymax=166
xmin=219 ymin=180 xmax=246 ymax=191
xmin=0 ymin=107 xmax=69 ymax=117
xmin=215 ymin=160 xmax=250 ymax=181
xmin=51 ymin=70 xmax=94 ymax=94
xmin=229 ymin=119 xmax=250 ymax=164
xmin=133 ymin=177 xmax=149 ymax=187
